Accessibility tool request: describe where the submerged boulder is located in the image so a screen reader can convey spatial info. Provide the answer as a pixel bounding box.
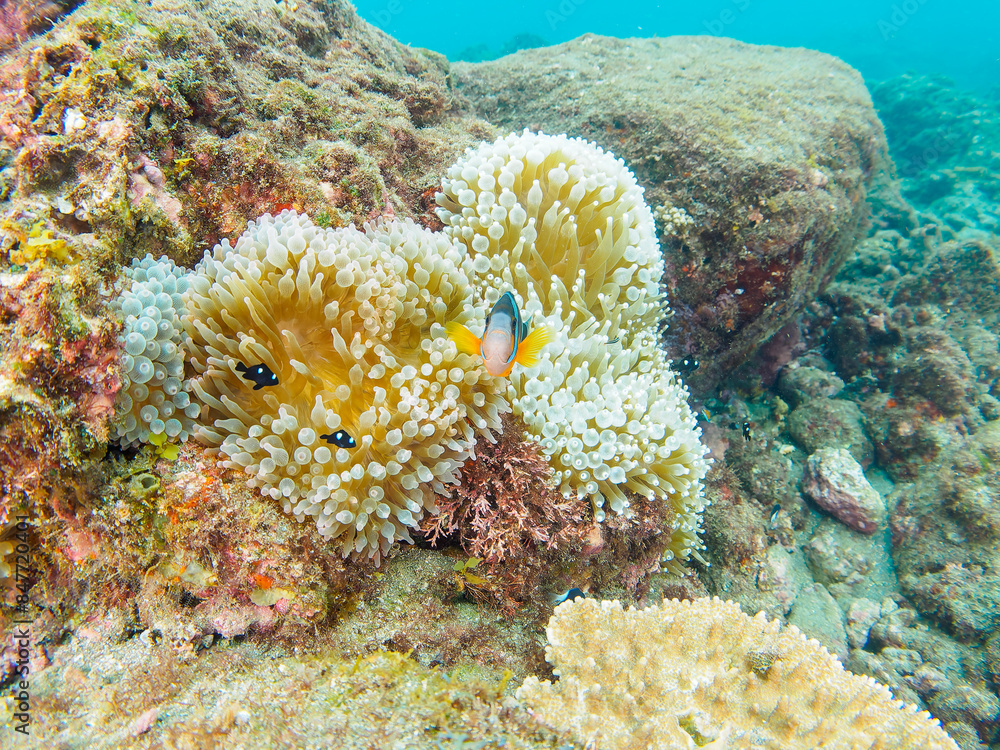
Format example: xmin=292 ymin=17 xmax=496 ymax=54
xmin=452 ymin=35 xmax=890 ymax=391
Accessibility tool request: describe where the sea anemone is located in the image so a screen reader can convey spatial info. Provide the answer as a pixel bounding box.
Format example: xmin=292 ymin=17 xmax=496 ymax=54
xmin=182 ymin=212 xmax=507 ymax=561
xmin=112 ymin=255 xmax=198 ymax=447
xmin=437 ymin=131 xmax=708 ymax=567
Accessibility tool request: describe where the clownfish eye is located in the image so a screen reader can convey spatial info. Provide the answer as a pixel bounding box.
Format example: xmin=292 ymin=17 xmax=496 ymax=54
xmin=320 ymin=430 xmax=356 ymax=448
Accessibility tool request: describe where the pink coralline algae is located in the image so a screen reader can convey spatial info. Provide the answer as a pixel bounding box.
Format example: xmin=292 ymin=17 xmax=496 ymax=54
xmin=803 ymin=447 xmax=887 ymax=534
xmin=128 ymin=155 xmax=183 ymax=225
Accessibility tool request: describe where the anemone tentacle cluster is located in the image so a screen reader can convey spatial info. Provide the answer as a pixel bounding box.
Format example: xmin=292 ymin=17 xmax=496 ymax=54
xmin=112 ymin=255 xmax=198 ymax=447
xmin=112 ymin=131 xmax=708 ymax=566
xmin=437 ymin=131 xmax=708 ymax=565
xmin=182 ymin=212 xmax=507 ymax=561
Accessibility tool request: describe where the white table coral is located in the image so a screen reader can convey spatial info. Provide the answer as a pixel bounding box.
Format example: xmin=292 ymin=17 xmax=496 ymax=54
xmin=517 ymin=596 xmax=959 ymax=750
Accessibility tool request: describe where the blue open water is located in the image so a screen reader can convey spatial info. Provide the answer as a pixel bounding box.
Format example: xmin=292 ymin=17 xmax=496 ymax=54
xmin=354 ymin=0 xmax=997 ymax=92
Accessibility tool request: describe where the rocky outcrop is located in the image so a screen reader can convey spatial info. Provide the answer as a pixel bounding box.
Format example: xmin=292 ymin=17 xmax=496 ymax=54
xmin=452 ymin=35 xmax=890 ymax=391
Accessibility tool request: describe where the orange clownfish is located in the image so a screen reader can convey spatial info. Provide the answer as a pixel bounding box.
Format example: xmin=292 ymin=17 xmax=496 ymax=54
xmin=446 ymin=292 xmax=553 ymax=377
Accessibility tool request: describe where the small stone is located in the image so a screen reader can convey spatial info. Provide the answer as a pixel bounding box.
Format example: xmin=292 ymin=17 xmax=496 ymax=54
xmin=941 ymin=721 xmax=987 ymax=750
xmin=847 ymin=649 xmax=899 ymax=692
xmin=803 ymin=447 xmax=886 ymax=533
xmin=929 ymin=685 xmax=1000 ymax=735
xmin=869 ymin=605 xmax=918 ymax=650
xmin=788 ymin=399 xmax=873 ymax=467
xmin=63 ymin=107 xmax=87 ymax=134
xmin=986 ymin=631 xmax=1000 ymax=686
xmin=764 ymin=545 xmax=808 ymax=615
xmin=879 ymin=646 xmax=923 ymax=676
xmin=907 ymin=665 xmax=954 ymax=698
xmin=804 ymin=519 xmax=896 ymax=602
xmin=234 ymin=710 xmax=252 ymax=726
xmin=805 ymin=522 xmax=870 ymax=585
xmin=979 ymin=393 xmax=1000 ymax=421
xmin=777 ymin=364 xmax=845 ymax=406
xmin=130 ymin=708 xmax=159 ymax=736
xmin=902 ymin=567 xmax=1000 ymax=642
xmin=788 ymin=583 xmax=849 ymax=660
xmin=845 ymin=598 xmax=881 ymax=649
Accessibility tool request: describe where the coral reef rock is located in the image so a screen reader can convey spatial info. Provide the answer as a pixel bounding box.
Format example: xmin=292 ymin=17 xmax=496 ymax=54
xmin=803 ymin=446 xmax=886 ymax=533
xmin=517 ymin=597 xmax=958 ymax=750
xmin=0 ymin=0 xmax=497 ymax=268
xmin=453 ymin=36 xmax=889 ymax=392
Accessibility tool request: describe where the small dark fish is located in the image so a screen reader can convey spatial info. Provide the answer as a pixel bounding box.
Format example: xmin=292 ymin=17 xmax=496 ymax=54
xmin=675 ymin=358 xmax=700 ymax=376
xmin=551 ymin=587 xmax=587 ymax=605
xmin=321 ymin=430 xmax=356 ymax=449
xmin=768 ymin=503 xmax=782 ymax=527
xmin=742 ymin=421 xmax=753 ymax=442
xmin=235 ymin=361 xmax=278 ymax=390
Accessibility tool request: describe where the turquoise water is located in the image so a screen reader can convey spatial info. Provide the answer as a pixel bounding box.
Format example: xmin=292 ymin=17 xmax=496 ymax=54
xmin=354 ymin=0 xmax=997 ymax=91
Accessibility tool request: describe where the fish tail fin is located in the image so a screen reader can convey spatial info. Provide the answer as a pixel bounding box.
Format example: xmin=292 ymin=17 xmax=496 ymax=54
xmin=514 ymin=325 xmax=554 ymax=369
xmin=445 ymin=322 xmax=482 ymax=357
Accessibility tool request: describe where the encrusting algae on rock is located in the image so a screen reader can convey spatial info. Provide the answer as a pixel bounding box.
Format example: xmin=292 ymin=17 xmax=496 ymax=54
xmin=517 ymin=596 xmax=960 ymax=750
xmin=110 ymin=131 xmax=710 ymax=567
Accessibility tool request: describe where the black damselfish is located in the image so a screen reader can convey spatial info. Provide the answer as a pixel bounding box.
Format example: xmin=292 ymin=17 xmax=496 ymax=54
xmin=321 ymin=430 xmax=356 ymax=448
xmin=674 ymin=358 xmax=700 ymax=376
xmin=235 ymin=361 xmax=279 ymax=390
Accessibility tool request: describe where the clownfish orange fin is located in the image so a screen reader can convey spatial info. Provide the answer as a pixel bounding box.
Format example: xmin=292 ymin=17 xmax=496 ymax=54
xmin=446 ymin=322 xmax=482 ymax=357
xmin=513 ymin=325 xmax=554 ymax=369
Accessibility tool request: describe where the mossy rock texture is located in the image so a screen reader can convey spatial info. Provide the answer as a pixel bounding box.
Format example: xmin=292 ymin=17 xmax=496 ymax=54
xmin=451 ymin=35 xmax=890 ymax=392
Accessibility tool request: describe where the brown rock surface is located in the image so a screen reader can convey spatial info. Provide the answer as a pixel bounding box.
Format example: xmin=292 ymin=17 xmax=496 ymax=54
xmin=452 ymin=35 xmax=889 ymax=391
xmin=0 ymin=0 xmax=497 ymax=269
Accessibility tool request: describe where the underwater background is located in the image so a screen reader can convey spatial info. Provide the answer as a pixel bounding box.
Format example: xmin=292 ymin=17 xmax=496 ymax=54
xmin=355 ymin=0 xmax=998 ymax=91
xmin=1 ymin=0 xmax=1000 ymax=747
